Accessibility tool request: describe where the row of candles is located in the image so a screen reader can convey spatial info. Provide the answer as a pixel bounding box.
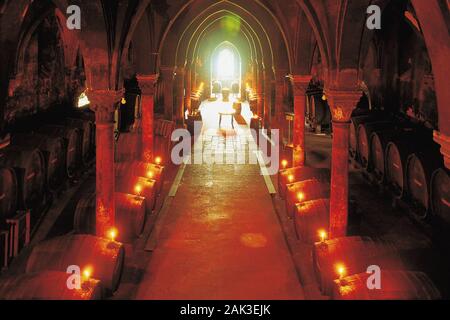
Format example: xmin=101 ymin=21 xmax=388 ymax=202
xmin=80 ymin=156 xmax=164 ymax=287
xmin=281 ymin=157 xmax=347 ymax=281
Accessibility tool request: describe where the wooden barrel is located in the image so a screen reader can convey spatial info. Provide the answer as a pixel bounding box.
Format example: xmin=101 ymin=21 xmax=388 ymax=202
xmin=25 ymin=234 xmax=125 ymax=292
xmin=11 ymin=133 xmax=66 ymax=192
xmin=370 ymin=130 xmax=398 ymax=184
xmin=73 ymin=192 xmax=146 ymax=243
xmin=385 ymin=139 xmax=417 ymax=199
xmin=431 ymin=168 xmax=450 ymax=225
xmin=278 ymin=166 xmax=330 ymax=199
xmin=37 ymin=125 xmax=81 ymax=178
xmin=350 ymin=115 xmax=378 ymax=159
xmin=0 ymin=271 xmax=103 ymax=300
xmin=115 ymin=132 xmax=141 ymax=163
xmin=332 ymin=270 xmax=441 ymax=300
xmin=115 ymin=161 xmax=165 ymax=194
xmin=66 ymin=118 xmax=95 ymax=165
xmin=0 ymin=146 xmax=45 ymax=212
xmin=0 ymin=167 xmax=18 ymax=219
xmin=406 ymin=149 xmax=444 ymax=219
xmin=313 ymin=236 xmax=404 ymax=296
xmin=285 ymin=180 xmax=330 ymax=217
xmin=357 ymin=121 xmax=393 ymax=169
xmin=116 ymin=176 xmax=157 ymax=212
xmin=294 ymin=198 xmax=329 ymax=244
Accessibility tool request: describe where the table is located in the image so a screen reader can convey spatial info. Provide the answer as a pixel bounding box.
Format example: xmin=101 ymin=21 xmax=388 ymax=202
xmin=219 ymin=111 xmax=236 ymax=129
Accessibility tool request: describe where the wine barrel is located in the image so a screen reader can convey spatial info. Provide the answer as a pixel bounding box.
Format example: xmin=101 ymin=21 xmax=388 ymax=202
xmin=73 ymin=192 xmax=146 ymax=243
xmin=332 ymin=270 xmax=441 ymax=300
xmin=278 ymin=166 xmax=330 ymax=199
xmin=0 ymin=167 xmax=18 ymax=219
xmin=0 ymin=271 xmax=103 ymax=300
xmin=0 ymin=146 xmax=45 ymax=212
xmin=116 ymin=176 xmax=157 ymax=212
xmin=431 ymin=168 xmax=450 ymax=225
xmin=115 ymin=132 xmax=140 ymax=163
xmin=406 ymin=149 xmax=443 ymax=219
xmin=385 ymin=139 xmax=416 ymax=199
xmin=350 ymin=113 xmax=388 ymax=160
xmin=66 ymin=118 xmax=94 ymax=165
xmin=294 ymin=198 xmax=329 ymax=244
xmin=37 ymin=125 xmax=81 ymax=178
xmin=11 ymin=133 xmax=66 ymax=192
xmin=313 ymin=236 xmax=404 ymax=296
xmin=357 ymin=121 xmax=394 ymax=170
xmin=370 ymin=130 xmax=398 ymax=184
xmin=25 ymin=234 xmax=125 ymax=292
xmin=369 ymin=123 xmax=422 ymax=183
xmin=285 ymin=180 xmax=330 ymax=217
xmin=115 ymin=161 xmax=165 ymax=194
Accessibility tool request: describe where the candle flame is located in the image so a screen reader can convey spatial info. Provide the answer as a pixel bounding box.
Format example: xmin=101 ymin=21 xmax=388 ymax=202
xmin=134 ymin=184 xmax=142 ymax=195
xmin=83 ymin=266 xmax=93 ymax=281
xmin=147 ymin=171 xmax=154 ymax=179
xmin=336 ymin=263 xmax=346 ymax=279
xmin=108 ymin=227 xmax=118 ymax=242
xmin=155 ymin=157 xmax=162 ymax=165
xmin=281 ymin=160 xmax=288 ymax=168
xmin=297 ymin=192 xmax=305 ymax=202
xmin=288 ymin=175 xmax=294 ymax=183
xmin=318 ymin=229 xmax=327 ymax=242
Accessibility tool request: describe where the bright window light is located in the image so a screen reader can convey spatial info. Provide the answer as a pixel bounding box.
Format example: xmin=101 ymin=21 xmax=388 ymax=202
xmin=217 ymin=49 xmax=234 ymax=79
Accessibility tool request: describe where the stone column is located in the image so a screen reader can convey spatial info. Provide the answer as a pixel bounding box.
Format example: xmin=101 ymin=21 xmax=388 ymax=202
xmin=184 ymin=68 xmax=192 ymax=115
xmin=88 ymin=89 xmax=123 ymax=238
xmin=434 ymin=131 xmax=450 ymax=169
xmin=174 ymin=67 xmax=185 ymax=123
xmin=264 ymin=68 xmax=273 ymax=129
xmin=291 ymin=75 xmax=310 ymax=166
xmin=137 ymin=74 xmax=158 ymax=163
xmin=160 ymin=66 xmax=175 ymax=120
xmin=325 ymin=88 xmax=361 ymax=238
xmin=256 ymin=65 xmax=264 ymax=119
xmin=275 ymin=70 xmax=287 ymax=129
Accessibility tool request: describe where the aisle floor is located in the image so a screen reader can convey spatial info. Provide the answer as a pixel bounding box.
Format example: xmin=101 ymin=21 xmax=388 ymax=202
xmin=136 ymin=99 xmax=304 ymax=299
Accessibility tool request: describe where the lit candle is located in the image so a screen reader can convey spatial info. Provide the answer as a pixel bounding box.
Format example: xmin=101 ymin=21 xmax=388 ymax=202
xmin=318 ymin=229 xmax=327 ymax=243
xmin=336 ymin=264 xmax=346 ymax=280
xmin=134 ymin=184 xmax=142 ymax=197
xmin=108 ymin=227 xmax=118 ymax=242
xmin=82 ymin=266 xmax=93 ymax=282
xmin=288 ymin=175 xmax=294 ymax=183
xmin=147 ymin=170 xmax=154 ymax=180
xmin=297 ymin=192 xmax=305 ymax=202
xmin=281 ymin=160 xmax=288 ymax=169
xmin=155 ymin=157 xmax=162 ymax=165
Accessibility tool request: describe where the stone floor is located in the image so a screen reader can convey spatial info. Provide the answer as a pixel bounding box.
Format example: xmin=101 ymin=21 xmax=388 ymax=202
xmin=135 ymin=99 xmax=305 ymax=299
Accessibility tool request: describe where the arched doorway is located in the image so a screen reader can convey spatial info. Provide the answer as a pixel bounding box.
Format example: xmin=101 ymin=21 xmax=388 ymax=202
xmin=210 ymin=42 xmax=242 ymax=98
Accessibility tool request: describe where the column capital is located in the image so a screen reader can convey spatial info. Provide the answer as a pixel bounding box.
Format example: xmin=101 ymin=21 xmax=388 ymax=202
xmin=324 ymin=88 xmax=361 ymax=122
xmin=137 ymin=74 xmax=158 ymax=96
xmin=87 ymin=89 xmax=123 ymax=123
xmin=434 ymin=131 xmax=450 ymax=169
xmin=290 ymin=75 xmax=311 ymax=94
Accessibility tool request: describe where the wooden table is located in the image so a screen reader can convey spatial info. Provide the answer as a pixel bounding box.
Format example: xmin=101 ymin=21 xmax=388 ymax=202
xmin=219 ymin=111 xmax=236 ymax=129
